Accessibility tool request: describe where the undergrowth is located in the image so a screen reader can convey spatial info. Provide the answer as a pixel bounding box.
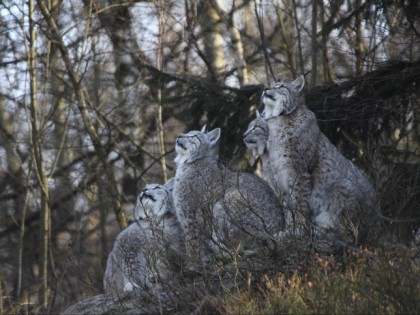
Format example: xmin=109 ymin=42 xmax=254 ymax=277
xmin=218 ymin=247 xmax=420 ymax=314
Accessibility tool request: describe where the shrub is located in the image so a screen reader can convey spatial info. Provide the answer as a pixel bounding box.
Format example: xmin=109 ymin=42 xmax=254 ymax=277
xmin=219 ymin=247 xmax=420 ymax=314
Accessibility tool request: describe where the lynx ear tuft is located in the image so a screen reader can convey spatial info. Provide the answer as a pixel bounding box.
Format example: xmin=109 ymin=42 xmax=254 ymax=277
xmin=207 ymin=128 xmax=221 ymax=145
xmin=292 ymin=75 xmax=305 ymax=93
xmin=201 ymin=125 xmax=207 ymax=133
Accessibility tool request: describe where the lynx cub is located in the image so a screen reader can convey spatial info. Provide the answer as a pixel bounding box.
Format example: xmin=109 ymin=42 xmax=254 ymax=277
xmin=103 ymin=180 xmax=183 ymax=296
xmin=173 ymin=126 xmax=284 ymax=263
xmin=262 ymin=75 xmax=379 ymax=244
xmin=243 ymin=111 xmax=276 ymax=191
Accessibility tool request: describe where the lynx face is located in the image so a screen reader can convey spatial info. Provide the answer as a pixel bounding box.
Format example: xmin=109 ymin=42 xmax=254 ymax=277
xmin=243 ymin=113 xmax=269 ymax=157
xmin=262 ymin=75 xmax=305 ymax=118
xmin=135 ymin=184 xmax=173 ymax=220
xmin=174 ymin=126 xmax=221 ymax=164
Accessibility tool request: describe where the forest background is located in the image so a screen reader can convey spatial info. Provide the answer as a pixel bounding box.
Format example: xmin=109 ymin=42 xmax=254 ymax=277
xmin=0 ymin=0 xmax=419 ymax=313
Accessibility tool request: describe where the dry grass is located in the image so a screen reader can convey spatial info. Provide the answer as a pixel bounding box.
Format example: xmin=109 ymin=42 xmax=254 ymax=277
xmin=218 ymin=246 xmax=420 ymax=314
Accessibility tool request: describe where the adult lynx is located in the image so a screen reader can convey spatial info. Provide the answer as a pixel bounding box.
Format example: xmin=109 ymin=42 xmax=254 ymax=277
xmin=103 ymin=181 xmax=183 ymax=296
xmin=263 ymin=76 xmax=318 ymax=218
xmin=262 ymin=75 xmax=380 ymax=244
xmin=243 ymin=110 xmax=310 ymax=235
xmin=173 ymin=126 xmax=284 ymax=264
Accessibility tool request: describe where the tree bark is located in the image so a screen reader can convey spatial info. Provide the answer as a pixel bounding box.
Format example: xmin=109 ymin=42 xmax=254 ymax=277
xmin=320 ymin=0 xmax=335 ymax=82
xmin=355 ymin=0 xmax=365 ymax=76
xmin=276 ymin=0 xmax=296 ymax=77
xmin=311 ymin=0 xmax=318 ymax=85
xmin=156 ymin=0 xmax=168 ymax=182
xmin=36 ymin=0 xmax=128 ymax=229
xmin=199 ymin=0 xmax=226 ymax=83
xmin=29 ymin=0 xmax=51 ymax=309
xmin=212 ymin=0 xmax=249 ymax=85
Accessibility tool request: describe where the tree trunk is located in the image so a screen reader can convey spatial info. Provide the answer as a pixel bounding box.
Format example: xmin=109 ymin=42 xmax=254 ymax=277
xmin=292 ymin=0 xmax=305 ymax=76
xmin=199 ymin=0 xmax=226 ymax=83
xmin=320 ymin=0 xmax=335 ymax=82
xmin=29 ymin=0 xmax=51 ymax=309
xmin=36 ymin=0 xmax=128 ymax=230
xmin=156 ymin=0 xmax=168 ymax=182
xmin=355 ymin=0 xmax=365 ymax=75
xmin=212 ymin=0 xmax=249 ymax=85
xmin=311 ymin=0 xmax=318 ymax=85
xmin=276 ymin=0 xmax=296 ymax=77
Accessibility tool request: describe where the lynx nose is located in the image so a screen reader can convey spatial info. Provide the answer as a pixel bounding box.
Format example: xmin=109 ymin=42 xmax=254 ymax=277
xmin=176 ymin=137 xmax=186 ymax=150
xmin=262 ymin=88 xmax=271 ymax=99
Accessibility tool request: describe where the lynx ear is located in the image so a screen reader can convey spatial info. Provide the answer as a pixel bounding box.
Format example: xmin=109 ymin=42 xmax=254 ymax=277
xmin=256 ymin=110 xmax=261 ymax=118
xmin=201 ymin=125 xmax=207 ymax=133
xmin=291 ymin=75 xmax=305 ymax=93
xmin=207 ymin=128 xmax=221 ymax=145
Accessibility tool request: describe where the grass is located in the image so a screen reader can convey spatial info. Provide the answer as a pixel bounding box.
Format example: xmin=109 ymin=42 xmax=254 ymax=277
xmin=218 ymin=247 xmax=420 ymax=314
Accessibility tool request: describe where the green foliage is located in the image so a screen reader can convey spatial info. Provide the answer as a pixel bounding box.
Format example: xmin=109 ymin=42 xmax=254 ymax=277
xmin=219 ymin=248 xmax=420 ymax=314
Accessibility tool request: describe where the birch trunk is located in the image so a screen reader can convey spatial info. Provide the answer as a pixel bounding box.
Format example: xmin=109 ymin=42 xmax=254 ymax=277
xmin=199 ymin=0 xmax=226 ymax=83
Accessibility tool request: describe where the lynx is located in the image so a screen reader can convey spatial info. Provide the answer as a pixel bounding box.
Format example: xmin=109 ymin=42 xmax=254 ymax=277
xmin=262 ymin=76 xmax=318 ymax=224
xmin=243 ymin=110 xmax=275 ymax=189
xmin=173 ymin=126 xmax=284 ymax=264
xmin=262 ymin=75 xmax=380 ymax=245
xmin=243 ymin=110 xmax=311 ymax=235
xmin=103 ymin=180 xmax=184 ymax=296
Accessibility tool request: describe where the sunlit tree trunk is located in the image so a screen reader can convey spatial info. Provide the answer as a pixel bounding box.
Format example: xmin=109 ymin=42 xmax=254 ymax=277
xmin=199 ymin=0 xmax=226 ymax=83
xmin=212 ymin=0 xmax=249 ymax=85
xmin=156 ymin=0 xmax=168 ymax=182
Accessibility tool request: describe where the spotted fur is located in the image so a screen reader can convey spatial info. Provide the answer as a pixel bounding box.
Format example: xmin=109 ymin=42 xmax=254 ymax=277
xmin=243 ymin=111 xmax=276 ymax=191
xmin=262 ymin=75 xmax=380 ymax=247
xmin=103 ymin=181 xmax=184 ymax=296
xmin=173 ymin=126 xmax=285 ymax=264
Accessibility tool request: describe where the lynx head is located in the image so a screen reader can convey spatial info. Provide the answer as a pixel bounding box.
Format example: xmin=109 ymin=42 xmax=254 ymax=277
xmin=243 ymin=111 xmax=268 ymax=157
xmin=134 ymin=182 xmax=174 ymax=221
xmin=262 ymin=75 xmax=305 ymax=118
xmin=174 ymin=125 xmax=221 ymax=165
